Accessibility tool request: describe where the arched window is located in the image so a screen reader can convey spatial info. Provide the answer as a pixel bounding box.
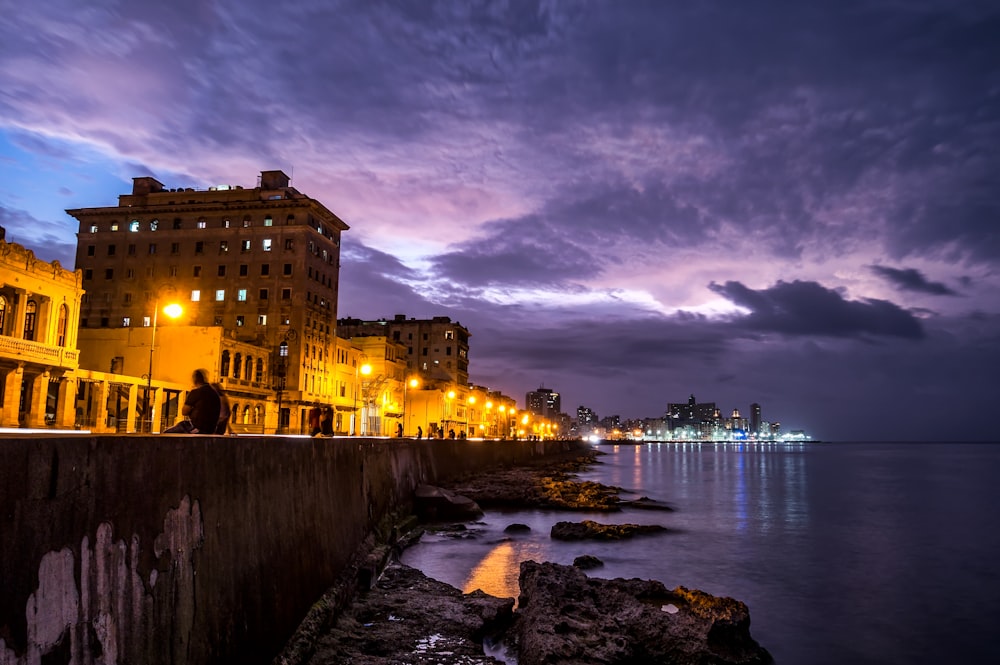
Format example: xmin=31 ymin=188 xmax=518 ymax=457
xmin=57 ymin=304 xmax=68 ymax=347
xmin=233 ymin=353 xmax=242 ymax=379
xmin=230 ymin=403 xmax=239 ymax=424
xmin=23 ymin=300 xmax=37 ymax=340
xmin=253 ymin=405 xmax=261 ymax=424
xmin=255 ymin=358 xmax=264 ymax=383
xmin=220 ymin=350 xmax=231 ymax=376
xmin=244 ymin=355 xmax=253 ymax=380
xmin=242 ymin=405 xmax=250 ymax=424
xmin=0 ymin=295 xmax=7 ymax=335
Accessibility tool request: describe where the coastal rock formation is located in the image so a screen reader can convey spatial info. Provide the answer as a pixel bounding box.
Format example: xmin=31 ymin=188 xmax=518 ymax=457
xmin=511 ymin=561 xmax=773 ymax=665
xmin=572 ymin=554 xmax=604 ymax=569
xmin=413 ymin=484 xmax=484 ymax=521
xmin=305 ymin=560 xmax=513 ymax=664
xmin=551 ymin=519 xmax=668 ymax=541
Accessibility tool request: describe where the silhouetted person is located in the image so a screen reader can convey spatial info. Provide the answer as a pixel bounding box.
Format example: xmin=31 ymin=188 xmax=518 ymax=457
xmin=165 ymin=369 xmax=221 ymax=434
xmin=416 ymin=425 xmax=423 ymax=439
xmin=320 ymin=406 xmax=334 ymax=436
xmin=212 ymin=382 xmax=231 ymax=434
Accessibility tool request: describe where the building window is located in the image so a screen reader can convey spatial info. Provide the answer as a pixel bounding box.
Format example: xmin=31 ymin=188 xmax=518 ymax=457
xmin=241 ymin=240 xmax=251 ymax=252
xmin=215 ymin=289 xmax=225 ymax=301
xmin=110 ymin=223 xmax=119 ymax=231
xmin=284 ymin=239 xmax=294 ymax=250
xmin=240 ymin=264 xmax=249 ymax=277
xmin=89 ymin=224 xmax=98 ymax=233
xmin=260 ymin=264 xmax=270 ymax=276
xmin=126 ymin=268 xmax=135 ymax=279
xmin=262 ymin=238 xmax=272 ymax=251
xmin=221 ymin=351 xmax=230 ymax=375
xmin=171 ymin=242 xmax=180 ymax=254
xmin=281 ymin=288 xmax=291 ymax=300
xmin=264 ymin=216 xmax=273 ymax=226
xmin=86 ymin=245 xmax=95 ymax=256
xmin=214 ymin=316 xmax=223 ymax=325
xmin=23 ymin=300 xmax=37 ymax=340
xmin=57 ymin=305 xmax=68 ymax=346
xmin=127 ymin=243 xmax=136 ymax=256
xmin=218 ymin=265 xmax=227 ymax=277
xmin=197 ymin=218 xmax=207 ymax=229
xmin=236 ymin=316 xmax=245 ymax=326
xmin=223 ymin=218 xmax=231 ymax=228
xmin=191 ymin=290 xmax=200 ymax=302
xmin=196 ymin=241 xmax=204 ymax=254
xmin=149 ymin=243 xmax=157 ymax=254
xmin=173 ymin=218 xmax=182 ymax=230
xmin=257 ymin=314 xmax=267 ymax=326
xmin=169 ymin=266 xmax=178 ymax=277
xmin=142 ymin=316 xmax=151 ymax=327
xmin=283 ymin=264 xmax=292 ymax=276
xmin=445 ymin=331 xmax=454 ymax=340
xmin=242 ymin=216 xmax=251 ymax=228
xmin=105 ymin=268 xmax=114 ymax=279
xmin=84 ymin=269 xmax=93 ymax=280
xmin=122 ymin=316 xmax=130 ymax=328
xmin=150 ymin=219 xmax=159 ymax=231
xmin=193 ymin=265 xmax=201 ymax=277
xmin=237 ymin=289 xmax=247 ymax=302
xmin=107 ymin=244 xmax=116 ymax=256
xmin=259 ymin=288 xmax=268 ymax=300
xmin=220 ymin=240 xmax=229 ymax=253
xmin=124 ymin=293 xmax=132 ymax=304
xmin=129 ymin=220 xmax=140 ymax=232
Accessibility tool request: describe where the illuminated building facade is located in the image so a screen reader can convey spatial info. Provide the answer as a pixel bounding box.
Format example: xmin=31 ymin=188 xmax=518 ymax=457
xmin=66 ymin=170 xmax=348 ymax=433
xmin=526 ymin=386 xmax=560 ymax=418
xmin=0 ymin=228 xmax=82 ymax=428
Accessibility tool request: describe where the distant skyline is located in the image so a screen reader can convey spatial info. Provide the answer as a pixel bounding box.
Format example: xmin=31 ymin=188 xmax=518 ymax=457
xmin=2 ymin=1 xmax=998 ymax=440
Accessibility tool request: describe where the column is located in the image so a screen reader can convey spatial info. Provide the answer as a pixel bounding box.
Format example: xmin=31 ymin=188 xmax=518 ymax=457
xmin=27 ymin=369 xmax=49 ymax=428
xmin=126 ymin=382 xmax=139 ymax=433
xmin=94 ymin=379 xmax=112 ymax=434
xmin=0 ymin=365 xmax=24 ymax=427
xmin=56 ymin=376 xmax=77 ymax=429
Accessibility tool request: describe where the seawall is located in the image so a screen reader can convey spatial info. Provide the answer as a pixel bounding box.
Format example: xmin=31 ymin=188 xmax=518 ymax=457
xmin=0 ymin=435 xmax=587 ymax=664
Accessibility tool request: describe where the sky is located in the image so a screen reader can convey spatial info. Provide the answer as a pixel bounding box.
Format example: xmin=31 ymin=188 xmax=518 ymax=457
xmin=1 ymin=0 xmax=998 ymax=441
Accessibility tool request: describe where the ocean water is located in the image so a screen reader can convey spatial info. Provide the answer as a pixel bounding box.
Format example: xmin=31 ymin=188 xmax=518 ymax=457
xmin=400 ymin=441 xmax=1000 ymax=664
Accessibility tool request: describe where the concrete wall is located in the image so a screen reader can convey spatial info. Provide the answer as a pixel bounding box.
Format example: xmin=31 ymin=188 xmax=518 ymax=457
xmin=0 ymin=435 xmax=586 ymax=665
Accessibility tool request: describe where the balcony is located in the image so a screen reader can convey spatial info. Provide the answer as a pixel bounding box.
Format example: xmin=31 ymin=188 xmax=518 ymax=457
xmin=0 ymin=336 xmax=79 ymax=369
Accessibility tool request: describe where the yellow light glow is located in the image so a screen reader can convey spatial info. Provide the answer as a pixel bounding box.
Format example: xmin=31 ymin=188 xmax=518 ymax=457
xmin=409 ymin=378 xmax=419 ymax=388
xmin=469 ymin=396 xmax=476 ymax=404
xmin=447 ymin=390 xmax=456 ymax=399
xmin=360 ymin=364 xmax=372 ymax=376
xmin=485 ymin=401 xmax=493 ymax=409
xmin=162 ymin=303 xmax=183 ymax=318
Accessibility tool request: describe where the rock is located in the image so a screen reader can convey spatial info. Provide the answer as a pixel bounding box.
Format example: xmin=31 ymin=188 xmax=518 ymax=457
xmin=572 ymin=554 xmax=604 ymax=569
xmin=511 ymin=561 xmax=772 ymax=665
xmin=306 ymin=560 xmax=513 ymax=664
xmin=618 ymin=495 xmax=675 ymax=511
xmin=504 ymin=523 xmax=532 ymax=533
xmin=550 ymin=519 xmax=668 ymax=541
xmin=414 ymin=484 xmax=484 ymax=522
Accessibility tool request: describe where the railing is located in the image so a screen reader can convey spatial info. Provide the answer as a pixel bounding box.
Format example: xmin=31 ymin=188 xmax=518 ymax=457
xmin=0 ymin=336 xmax=79 ymax=368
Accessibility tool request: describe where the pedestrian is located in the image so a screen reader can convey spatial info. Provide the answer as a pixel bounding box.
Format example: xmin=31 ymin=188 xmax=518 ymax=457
xmin=212 ymin=382 xmax=231 ymax=435
xmin=416 ymin=425 xmax=423 ymax=439
xmin=164 ymin=369 xmax=221 ymax=434
xmin=308 ymin=405 xmax=322 ymax=436
xmin=396 ymin=422 xmax=403 ymax=438
xmin=448 ymin=428 xmax=456 ymax=440
xmin=320 ymin=406 xmax=334 ymax=436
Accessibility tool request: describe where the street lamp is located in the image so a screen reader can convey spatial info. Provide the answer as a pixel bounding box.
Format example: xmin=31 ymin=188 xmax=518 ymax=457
xmin=354 ymin=359 xmax=371 ymax=435
xmin=403 ymin=377 xmax=419 ymax=436
xmin=145 ymin=300 xmax=182 ymax=432
xmin=466 ymin=395 xmax=475 ymax=438
xmin=275 ymin=340 xmax=288 ymax=433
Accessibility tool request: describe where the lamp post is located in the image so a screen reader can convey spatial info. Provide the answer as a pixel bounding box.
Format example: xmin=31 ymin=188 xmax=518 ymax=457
xmin=275 ymin=339 xmax=288 ymax=433
xmin=145 ymin=300 xmax=182 ymax=433
xmin=403 ymin=377 xmax=419 ymax=436
xmin=466 ymin=395 xmax=475 ymax=438
xmin=354 ymin=356 xmax=371 ymax=435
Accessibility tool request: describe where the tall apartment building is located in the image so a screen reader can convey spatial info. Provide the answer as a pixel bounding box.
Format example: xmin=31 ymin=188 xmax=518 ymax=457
xmin=525 ymin=386 xmax=560 ymax=418
xmin=66 ymin=170 xmax=349 ymax=431
xmin=337 ymin=314 xmax=470 ymax=389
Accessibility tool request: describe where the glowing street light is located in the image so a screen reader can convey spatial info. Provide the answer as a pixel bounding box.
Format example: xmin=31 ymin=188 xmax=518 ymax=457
xmin=145 ymin=300 xmax=182 ymax=433
xmin=354 ymin=360 xmax=372 ymax=435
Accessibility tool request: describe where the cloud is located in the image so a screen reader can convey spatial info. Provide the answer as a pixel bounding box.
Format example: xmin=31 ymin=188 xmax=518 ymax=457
xmin=869 ymin=265 xmax=959 ymax=296
xmin=708 ymin=280 xmax=925 ymax=339
xmin=0 ymin=206 xmax=77 ymax=268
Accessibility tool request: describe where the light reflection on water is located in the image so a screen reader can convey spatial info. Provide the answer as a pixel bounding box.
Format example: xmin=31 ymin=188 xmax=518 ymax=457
xmin=402 ymin=442 xmax=1000 ymax=665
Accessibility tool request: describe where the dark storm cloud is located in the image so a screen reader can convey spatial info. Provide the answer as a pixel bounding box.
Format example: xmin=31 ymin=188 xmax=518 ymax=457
xmin=708 ymin=280 xmax=925 ymax=339
xmin=0 ymin=206 xmax=76 ymax=268
xmin=869 ymin=265 xmax=959 ymax=296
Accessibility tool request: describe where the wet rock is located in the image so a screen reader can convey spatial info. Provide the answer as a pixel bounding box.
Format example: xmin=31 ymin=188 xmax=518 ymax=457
xmin=414 ymin=484 xmax=484 ymax=522
xmin=618 ymin=495 xmax=675 ymax=511
xmin=504 ymin=523 xmax=531 ymax=533
xmin=512 ymin=561 xmax=772 ymax=665
xmin=305 ymin=560 xmax=513 ymax=664
xmin=550 ymin=519 xmax=668 ymax=541
xmin=572 ymin=554 xmax=604 ymax=569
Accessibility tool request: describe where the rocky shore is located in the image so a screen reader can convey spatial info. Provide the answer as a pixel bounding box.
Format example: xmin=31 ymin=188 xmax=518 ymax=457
xmin=276 ymin=448 xmax=772 ymax=664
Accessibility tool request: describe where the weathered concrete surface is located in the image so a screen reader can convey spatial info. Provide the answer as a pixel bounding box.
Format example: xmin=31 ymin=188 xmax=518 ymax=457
xmin=0 ymin=435 xmax=587 ymax=665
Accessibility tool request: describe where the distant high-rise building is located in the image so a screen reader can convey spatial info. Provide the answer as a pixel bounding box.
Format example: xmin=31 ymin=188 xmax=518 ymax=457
xmin=577 ymin=405 xmax=598 ymax=425
xmin=666 ymin=393 xmax=717 ymax=430
xmin=750 ymin=403 xmax=762 ymax=434
xmin=526 ymin=386 xmax=560 ymax=417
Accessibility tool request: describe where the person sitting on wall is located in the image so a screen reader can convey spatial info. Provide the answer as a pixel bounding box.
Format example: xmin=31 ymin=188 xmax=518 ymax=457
xmin=164 ymin=369 xmax=221 ymax=434
xmin=320 ymin=406 xmax=334 ymax=436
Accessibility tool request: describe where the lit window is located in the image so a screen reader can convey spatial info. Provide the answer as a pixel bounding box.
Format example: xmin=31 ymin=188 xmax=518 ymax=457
xmin=215 ymin=289 xmax=225 ymax=301
xmin=150 ymin=219 xmax=158 ymax=231
xmin=262 ymin=238 xmax=272 ymax=251
xmin=110 ymin=223 xmax=119 ymax=231
xmin=264 ymin=216 xmax=273 ymax=226
xmin=220 ymin=240 xmax=229 ymax=253
xmin=284 ymin=239 xmax=293 ymax=250
xmin=123 ymin=317 xmax=130 ymax=327
xmin=243 ymin=216 xmax=251 ymax=228
xmin=129 ymin=220 xmax=140 ymax=232
xmin=237 ymin=289 xmax=247 ymax=301
xmin=236 ymin=315 xmax=245 ymax=326
xmin=223 ymin=218 xmax=231 ymax=228
xmin=197 ymin=218 xmax=207 ymax=229
xmin=191 ymin=290 xmax=200 ymax=302
xmin=89 ymin=224 xmax=98 ymax=233
xmin=258 ymin=314 xmax=267 ymax=325
xmin=143 ymin=316 xmax=151 ymax=327
xmin=241 ymin=239 xmax=251 ymax=251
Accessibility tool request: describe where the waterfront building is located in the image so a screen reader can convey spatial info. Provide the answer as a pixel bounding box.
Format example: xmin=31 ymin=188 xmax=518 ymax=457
xmin=525 ymin=386 xmax=560 ymax=418
xmin=0 ymin=227 xmax=83 ymax=428
xmin=66 ymin=170 xmax=349 ymax=433
xmin=750 ymin=402 xmax=762 ymax=434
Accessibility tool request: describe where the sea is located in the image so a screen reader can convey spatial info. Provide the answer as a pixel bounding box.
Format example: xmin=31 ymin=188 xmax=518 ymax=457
xmin=400 ymin=441 xmax=1000 ymax=664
